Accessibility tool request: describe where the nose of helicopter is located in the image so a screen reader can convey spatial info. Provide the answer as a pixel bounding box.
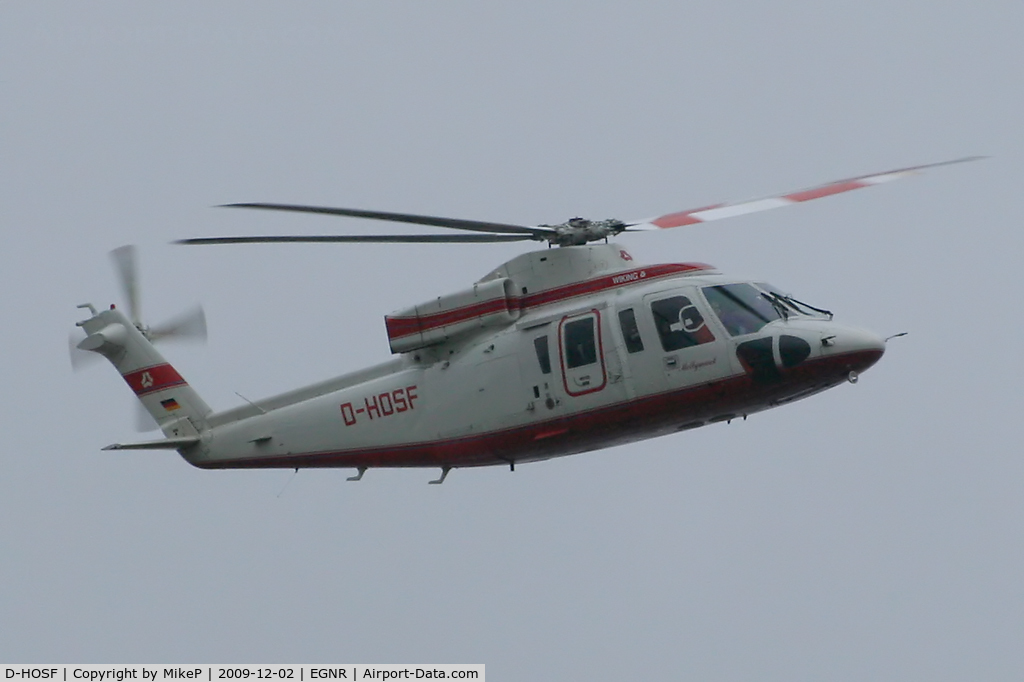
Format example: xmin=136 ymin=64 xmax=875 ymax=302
xmin=820 ymin=325 xmax=886 ymax=374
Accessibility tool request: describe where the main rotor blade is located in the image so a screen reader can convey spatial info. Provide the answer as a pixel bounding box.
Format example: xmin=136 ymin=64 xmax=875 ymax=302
xmin=222 ymin=203 xmax=555 ymax=238
xmin=630 ymin=156 xmax=985 ymax=231
xmin=109 ymin=245 xmax=141 ymax=325
xmin=176 ymin=234 xmax=536 ymax=245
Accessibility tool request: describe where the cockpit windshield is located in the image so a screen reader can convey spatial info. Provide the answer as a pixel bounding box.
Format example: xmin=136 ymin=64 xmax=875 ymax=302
xmin=703 ymin=283 xmax=782 ymax=336
xmin=703 ymin=283 xmax=832 ymax=336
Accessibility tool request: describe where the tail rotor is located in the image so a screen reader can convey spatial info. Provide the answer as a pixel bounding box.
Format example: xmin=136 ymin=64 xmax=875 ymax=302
xmin=107 ymin=245 xmax=208 ymax=344
xmin=71 ymin=245 xmax=209 ymax=431
xmin=110 ymin=245 xmax=143 ymax=329
xmin=147 ymin=305 xmax=207 ymax=343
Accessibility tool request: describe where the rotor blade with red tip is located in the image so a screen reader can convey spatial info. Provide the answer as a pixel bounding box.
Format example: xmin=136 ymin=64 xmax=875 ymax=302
xmin=629 ymin=157 xmax=984 ymax=231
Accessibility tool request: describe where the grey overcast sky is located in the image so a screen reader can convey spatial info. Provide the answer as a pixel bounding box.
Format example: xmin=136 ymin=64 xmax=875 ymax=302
xmin=1 ymin=2 xmax=1022 ymax=679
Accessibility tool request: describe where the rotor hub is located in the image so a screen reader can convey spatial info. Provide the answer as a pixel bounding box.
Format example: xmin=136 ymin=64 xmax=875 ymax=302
xmin=544 ymin=218 xmax=629 ymax=246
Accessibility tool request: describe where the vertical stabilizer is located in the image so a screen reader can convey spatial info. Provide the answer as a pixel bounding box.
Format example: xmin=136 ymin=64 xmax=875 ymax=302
xmin=76 ymin=305 xmax=212 ymax=439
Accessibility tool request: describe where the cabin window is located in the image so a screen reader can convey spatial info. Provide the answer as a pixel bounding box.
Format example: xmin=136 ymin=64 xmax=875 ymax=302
xmin=533 ymin=335 xmax=551 ymax=374
xmin=618 ymin=308 xmax=644 ymax=353
xmin=650 ymin=296 xmax=715 ymax=352
xmin=703 ymin=283 xmax=782 ymax=336
xmin=563 ymin=317 xmax=598 ymax=369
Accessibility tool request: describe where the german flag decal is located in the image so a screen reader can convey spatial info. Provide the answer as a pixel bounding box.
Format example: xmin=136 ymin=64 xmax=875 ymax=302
xmin=160 ymin=398 xmax=181 ymax=411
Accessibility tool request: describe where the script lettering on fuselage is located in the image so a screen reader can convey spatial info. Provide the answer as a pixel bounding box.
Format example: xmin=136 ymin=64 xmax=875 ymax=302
xmin=611 ymin=269 xmax=646 ymax=285
xmin=340 ymin=385 xmax=418 ymax=426
xmin=677 ymin=357 xmax=717 ymax=372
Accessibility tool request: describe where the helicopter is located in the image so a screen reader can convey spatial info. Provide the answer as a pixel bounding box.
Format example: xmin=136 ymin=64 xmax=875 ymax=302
xmin=73 ymin=158 xmax=976 ymax=483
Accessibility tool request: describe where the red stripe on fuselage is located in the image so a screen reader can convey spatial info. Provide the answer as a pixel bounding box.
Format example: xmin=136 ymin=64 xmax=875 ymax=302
xmin=386 ymin=297 xmax=513 ymax=339
xmin=123 ymin=363 xmax=187 ymax=396
xmin=190 ymin=348 xmax=883 ymax=471
xmin=518 ymin=263 xmax=712 ymax=308
xmin=386 ymin=262 xmax=713 ymax=342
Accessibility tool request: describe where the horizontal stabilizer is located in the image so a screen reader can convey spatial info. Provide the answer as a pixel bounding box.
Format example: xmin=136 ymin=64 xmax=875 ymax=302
xmin=102 ymin=436 xmax=200 ymax=451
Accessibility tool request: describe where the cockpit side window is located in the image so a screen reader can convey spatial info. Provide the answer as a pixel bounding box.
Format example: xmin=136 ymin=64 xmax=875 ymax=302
xmin=618 ymin=308 xmax=644 ymax=353
xmin=703 ymin=283 xmax=781 ymax=336
xmin=649 ymin=296 xmax=715 ymax=352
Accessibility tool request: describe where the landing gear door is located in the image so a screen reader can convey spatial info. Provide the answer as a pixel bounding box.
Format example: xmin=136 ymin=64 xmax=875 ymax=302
xmin=558 ymin=310 xmax=607 ymax=397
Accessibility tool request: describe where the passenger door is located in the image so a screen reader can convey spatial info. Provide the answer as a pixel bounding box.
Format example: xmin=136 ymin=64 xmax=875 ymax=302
xmin=558 ymin=310 xmax=607 ymax=397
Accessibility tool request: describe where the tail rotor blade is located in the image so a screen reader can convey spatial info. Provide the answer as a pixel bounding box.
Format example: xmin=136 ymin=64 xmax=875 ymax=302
xmin=110 ymin=245 xmax=141 ymax=325
xmin=134 ymin=400 xmax=160 ymax=433
xmin=148 ymin=306 xmax=208 ymax=343
xmin=68 ymin=330 xmax=101 ymax=371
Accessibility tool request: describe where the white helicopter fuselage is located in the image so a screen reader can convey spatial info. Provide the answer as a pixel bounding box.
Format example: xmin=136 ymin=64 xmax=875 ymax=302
xmin=82 ymin=242 xmax=884 ymax=477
